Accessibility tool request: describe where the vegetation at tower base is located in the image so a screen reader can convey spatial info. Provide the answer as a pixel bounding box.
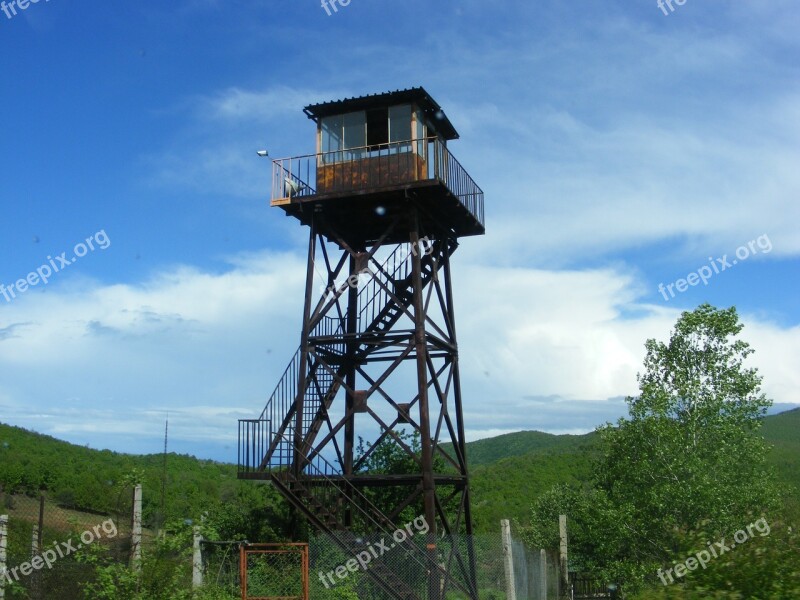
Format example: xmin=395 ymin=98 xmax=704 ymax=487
xmin=2 ymin=305 xmax=799 ymax=596
xmin=520 ymin=304 xmax=799 ymax=597
xmin=355 ymin=429 xmax=425 ymax=527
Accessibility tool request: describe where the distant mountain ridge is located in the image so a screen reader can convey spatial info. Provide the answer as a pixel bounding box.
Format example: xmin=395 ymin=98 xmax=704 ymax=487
xmin=444 ymin=429 xmax=597 ymax=468
xmin=461 ymin=407 xmax=800 ymax=531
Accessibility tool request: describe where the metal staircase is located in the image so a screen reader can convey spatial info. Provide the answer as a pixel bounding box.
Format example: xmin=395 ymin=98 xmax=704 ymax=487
xmin=239 ymin=240 xmax=451 ymax=478
xmin=268 ymin=432 xmax=469 ymax=600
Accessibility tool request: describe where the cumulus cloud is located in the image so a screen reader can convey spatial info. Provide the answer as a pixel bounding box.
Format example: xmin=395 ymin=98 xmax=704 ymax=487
xmin=1 ymin=251 xmax=795 ymax=459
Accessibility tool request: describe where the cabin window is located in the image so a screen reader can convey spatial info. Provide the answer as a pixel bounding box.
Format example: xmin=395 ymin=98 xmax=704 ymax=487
xmin=321 ymin=114 xmax=343 ymax=160
xmin=321 ymin=111 xmax=364 ymax=163
xmin=389 ymin=105 xmax=412 ymax=144
xmin=320 ymin=105 xmax=415 ymax=163
xmin=367 ymin=108 xmax=389 ymax=148
xmin=343 ymin=111 xmax=366 ymax=160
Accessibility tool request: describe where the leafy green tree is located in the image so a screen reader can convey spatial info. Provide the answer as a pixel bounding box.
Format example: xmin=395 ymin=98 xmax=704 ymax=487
xmin=595 ymin=305 xmax=779 ymax=566
xmin=355 ymin=429 xmax=424 ymax=527
xmin=521 ymin=305 xmax=784 ymax=591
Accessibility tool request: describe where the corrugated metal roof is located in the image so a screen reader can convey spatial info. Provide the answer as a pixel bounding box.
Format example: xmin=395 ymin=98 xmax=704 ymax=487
xmin=303 ymin=86 xmax=459 ymax=140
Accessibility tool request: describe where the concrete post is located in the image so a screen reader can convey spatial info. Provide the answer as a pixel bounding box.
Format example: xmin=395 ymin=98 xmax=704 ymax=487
xmin=500 ymin=520 xmax=516 ymax=600
xmin=559 ymin=514 xmax=569 ymax=594
xmin=131 ymin=484 xmax=143 ymax=571
xmin=0 ymin=515 xmax=8 ymax=600
xmin=30 ymin=524 xmax=39 ymax=557
xmin=30 ymin=523 xmax=42 ymax=600
xmin=192 ymin=526 xmax=202 ymax=589
xmin=539 ymin=549 xmax=547 ymax=600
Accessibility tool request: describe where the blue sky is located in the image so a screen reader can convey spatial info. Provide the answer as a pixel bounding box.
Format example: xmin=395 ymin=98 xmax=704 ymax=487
xmin=1 ymin=0 xmax=798 ymax=461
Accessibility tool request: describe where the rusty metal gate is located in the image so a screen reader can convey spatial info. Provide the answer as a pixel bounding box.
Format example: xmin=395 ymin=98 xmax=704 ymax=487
xmin=239 ymin=543 xmax=309 ymax=600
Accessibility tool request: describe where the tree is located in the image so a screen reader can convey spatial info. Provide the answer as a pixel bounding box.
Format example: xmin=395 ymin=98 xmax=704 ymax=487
xmin=355 ymin=429 xmax=425 ymax=527
xmin=596 ymin=304 xmax=778 ymax=561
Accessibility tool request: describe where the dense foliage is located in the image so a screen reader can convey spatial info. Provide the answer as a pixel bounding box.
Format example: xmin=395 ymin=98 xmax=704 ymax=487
xmin=521 ymin=305 xmax=796 ymax=597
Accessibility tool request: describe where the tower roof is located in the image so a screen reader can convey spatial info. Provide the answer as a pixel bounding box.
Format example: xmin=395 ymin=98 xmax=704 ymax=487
xmin=303 ymin=86 xmax=459 ymax=141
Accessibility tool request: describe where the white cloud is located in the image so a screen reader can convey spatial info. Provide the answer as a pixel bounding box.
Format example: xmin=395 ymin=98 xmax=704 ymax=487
xmin=1 ymin=253 xmax=795 ymax=459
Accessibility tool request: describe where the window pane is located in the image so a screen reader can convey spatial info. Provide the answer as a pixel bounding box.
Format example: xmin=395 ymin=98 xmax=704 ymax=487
xmin=343 ymin=111 xmax=366 ymax=159
xmin=321 ymin=115 xmax=343 ymax=164
xmin=389 ymin=105 xmax=412 ymax=143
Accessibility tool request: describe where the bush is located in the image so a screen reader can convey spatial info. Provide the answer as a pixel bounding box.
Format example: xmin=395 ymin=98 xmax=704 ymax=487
xmin=631 ymin=517 xmax=800 ymax=600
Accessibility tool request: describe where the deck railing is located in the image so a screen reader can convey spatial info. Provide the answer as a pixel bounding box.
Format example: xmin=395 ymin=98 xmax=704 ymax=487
xmin=271 ymin=137 xmax=484 ymax=227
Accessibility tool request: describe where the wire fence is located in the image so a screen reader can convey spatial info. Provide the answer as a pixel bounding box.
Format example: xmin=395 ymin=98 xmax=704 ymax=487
xmin=308 ymin=530 xmax=507 ymax=600
xmin=199 ymin=539 xmax=242 ymax=593
xmin=305 ymin=527 xmax=574 ymax=600
xmin=510 ymin=542 xmax=563 ymax=600
xmin=0 ymin=486 xmax=584 ymax=600
xmin=0 ymin=488 xmax=133 ymax=600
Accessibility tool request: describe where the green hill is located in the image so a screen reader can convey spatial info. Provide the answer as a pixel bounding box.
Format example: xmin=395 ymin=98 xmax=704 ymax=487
xmin=762 ymin=407 xmax=800 ymax=491
xmin=469 ymin=449 xmax=594 ymax=532
xmin=1 ymin=407 xmax=797 ymax=538
xmin=444 ymin=429 xmax=597 ymax=467
xmin=0 ymin=422 xmax=287 ymax=544
xmin=463 ymin=408 xmax=799 ymax=532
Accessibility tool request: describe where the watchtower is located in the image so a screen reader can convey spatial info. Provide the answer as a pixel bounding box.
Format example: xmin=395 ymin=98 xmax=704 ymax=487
xmin=238 ymin=87 xmax=484 ymax=600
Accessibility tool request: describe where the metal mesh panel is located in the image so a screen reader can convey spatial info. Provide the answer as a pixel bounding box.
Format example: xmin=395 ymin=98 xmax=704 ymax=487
xmin=0 ymin=490 xmax=132 ymax=600
xmin=511 ymin=542 xmax=562 ymax=600
xmin=309 ymin=531 xmax=507 ymax=600
xmin=241 ymin=543 xmax=309 ymax=600
xmin=200 ymin=540 xmax=241 ymax=591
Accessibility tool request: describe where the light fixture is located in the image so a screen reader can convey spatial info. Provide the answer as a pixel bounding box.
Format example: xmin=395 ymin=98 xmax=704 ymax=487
xmin=256 ymin=150 xmax=269 ymax=157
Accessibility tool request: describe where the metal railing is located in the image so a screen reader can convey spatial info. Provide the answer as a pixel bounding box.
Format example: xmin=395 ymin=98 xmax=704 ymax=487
xmin=259 ymin=347 xmax=300 ymax=422
xmin=357 ymin=243 xmax=414 ymax=333
xmin=238 ymin=418 xmax=272 ymax=476
xmin=570 ymin=574 xmax=619 ymax=599
xmin=268 ymin=432 xmax=474 ymax=599
xmin=271 ymin=137 xmax=484 ymax=227
xmin=240 ymin=243 xmax=417 ymax=476
xmin=238 ymin=348 xmax=300 ymax=477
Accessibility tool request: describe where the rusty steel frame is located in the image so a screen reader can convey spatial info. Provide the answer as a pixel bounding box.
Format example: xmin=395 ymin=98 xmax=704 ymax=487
xmin=239 ymin=543 xmax=309 ymax=600
xmin=273 ymin=205 xmax=478 ymax=600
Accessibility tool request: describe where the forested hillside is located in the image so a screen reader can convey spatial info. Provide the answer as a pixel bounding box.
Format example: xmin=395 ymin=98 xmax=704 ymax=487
xmin=0 ymin=423 xmax=288 ymax=543
xmin=1 ymin=407 xmax=796 ymax=537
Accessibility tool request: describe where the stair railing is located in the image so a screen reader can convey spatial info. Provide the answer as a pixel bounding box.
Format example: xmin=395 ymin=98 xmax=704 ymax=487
xmin=273 ymin=432 xmax=473 ymax=597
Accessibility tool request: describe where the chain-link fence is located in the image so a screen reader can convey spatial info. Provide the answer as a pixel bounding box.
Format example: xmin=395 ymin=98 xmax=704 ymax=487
xmin=0 ymin=489 xmax=133 ymax=599
xmin=1 ymin=502 xmax=597 ymax=600
xmin=510 ymin=542 xmax=562 ymax=600
xmin=198 ymin=539 xmax=242 ymax=593
xmin=308 ymin=530 xmax=507 ymax=600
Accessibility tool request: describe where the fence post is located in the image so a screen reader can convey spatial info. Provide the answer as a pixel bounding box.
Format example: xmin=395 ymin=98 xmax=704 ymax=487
xmin=0 ymin=515 xmax=8 ymax=600
xmin=192 ymin=526 xmax=202 ymax=589
xmin=539 ymin=549 xmax=547 ymax=600
xmin=30 ymin=524 xmax=38 ymax=557
xmin=559 ymin=514 xmax=569 ymax=594
xmin=30 ymin=521 xmax=42 ymax=600
xmin=500 ymin=520 xmax=516 ymax=600
xmin=131 ymin=484 xmax=143 ymax=572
